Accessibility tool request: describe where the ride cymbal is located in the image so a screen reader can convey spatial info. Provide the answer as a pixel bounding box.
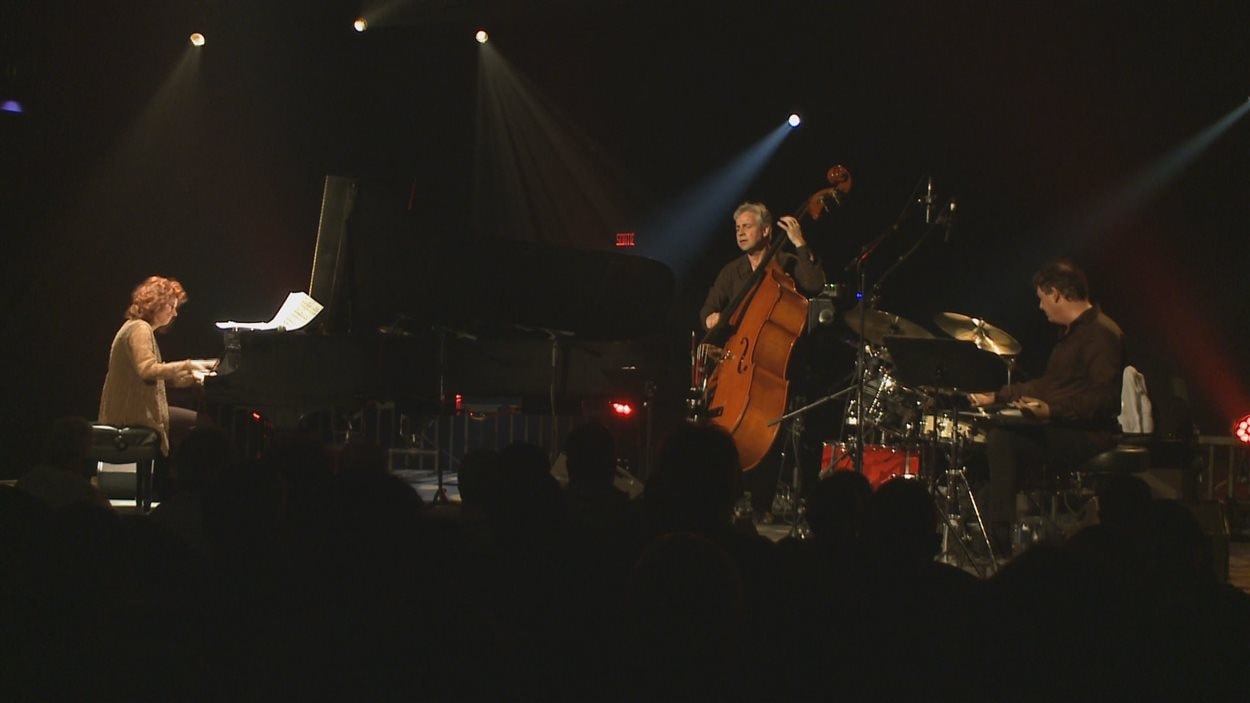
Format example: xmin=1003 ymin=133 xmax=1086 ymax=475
xmin=934 ymin=312 xmax=1022 ymax=356
xmin=842 ymin=305 xmax=934 ymax=345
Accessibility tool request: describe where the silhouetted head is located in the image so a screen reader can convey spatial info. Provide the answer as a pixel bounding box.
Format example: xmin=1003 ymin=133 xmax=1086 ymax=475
xmin=806 ymin=469 xmax=872 ymax=545
xmin=565 ymin=421 xmax=616 ymax=490
xmin=457 ymin=449 xmax=500 ymax=509
xmin=337 ymin=439 xmax=387 ymax=478
xmin=488 ymin=442 xmax=566 ymax=538
xmin=864 ymin=477 xmax=939 ymax=564
xmin=172 ymin=425 xmax=230 ymax=487
xmin=264 ymin=434 xmax=334 ymax=485
xmin=1139 ymin=499 xmax=1213 ymax=582
xmin=1096 ymin=473 xmax=1152 ymax=533
xmin=498 ymin=442 xmax=551 ymax=479
xmin=644 ymin=423 xmax=742 ymax=534
xmin=43 ymin=416 xmax=93 ymax=478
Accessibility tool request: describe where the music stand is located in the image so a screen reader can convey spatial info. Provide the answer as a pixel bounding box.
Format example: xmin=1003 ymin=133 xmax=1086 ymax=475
xmin=882 ymin=336 xmax=1005 ymax=573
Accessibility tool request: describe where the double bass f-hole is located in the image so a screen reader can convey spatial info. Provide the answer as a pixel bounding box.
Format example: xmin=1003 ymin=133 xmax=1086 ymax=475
xmin=736 ymin=337 xmax=750 ymax=374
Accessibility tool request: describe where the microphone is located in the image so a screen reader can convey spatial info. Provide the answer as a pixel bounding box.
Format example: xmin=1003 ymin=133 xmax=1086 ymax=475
xmin=943 ymin=198 xmax=957 ymax=243
xmin=924 ymin=177 xmax=935 ymax=225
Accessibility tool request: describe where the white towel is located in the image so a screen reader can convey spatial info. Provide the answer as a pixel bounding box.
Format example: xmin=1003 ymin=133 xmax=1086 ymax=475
xmin=1118 ymin=365 xmax=1154 ymax=434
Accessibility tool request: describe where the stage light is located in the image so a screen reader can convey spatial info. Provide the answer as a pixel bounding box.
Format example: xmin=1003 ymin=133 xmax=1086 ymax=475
xmin=1234 ymin=414 xmax=1250 ymax=445
xmin=1 ymin=100 xmax=21 ymax=114
xmin=610 ymin=401 xmax=634 ymax=417
xmin=189 ymin=33 xmax=205 ymax=47
xmin=475 ymin=30 xmax=489 ymax=44
xmin=788 ymin=113 xmax=801 ymax=127
xmin=353 ymin=18 xmax=368 ymax=32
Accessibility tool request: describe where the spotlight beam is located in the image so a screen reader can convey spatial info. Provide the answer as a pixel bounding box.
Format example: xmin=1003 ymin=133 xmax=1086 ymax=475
xmin=635 ymin=122 xmax=793 ymax=274
xmin=473 ymin=43 xmax=639 ymax=249
xmin=1069 ymin=98 xmax=1250 ymax=243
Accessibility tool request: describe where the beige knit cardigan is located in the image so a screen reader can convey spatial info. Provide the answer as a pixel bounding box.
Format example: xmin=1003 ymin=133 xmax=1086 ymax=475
xmin=98 ymin=319 xmax=195 ymax=456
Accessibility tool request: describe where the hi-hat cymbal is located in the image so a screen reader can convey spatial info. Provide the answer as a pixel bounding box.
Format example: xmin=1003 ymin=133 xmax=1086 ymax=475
xmin=934 ymin=312 xmax=1022 ymax=356
xmin=842 ymin=305 xmax=934 ymax=345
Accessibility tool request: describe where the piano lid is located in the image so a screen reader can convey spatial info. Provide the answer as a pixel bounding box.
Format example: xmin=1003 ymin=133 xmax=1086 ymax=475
xmin=345 ymin=233 xmax=675 ymax=341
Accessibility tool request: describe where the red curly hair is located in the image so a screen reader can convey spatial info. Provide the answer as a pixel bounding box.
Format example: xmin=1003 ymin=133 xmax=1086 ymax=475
xmin=126 ymin=276 xmax=188 ymax=322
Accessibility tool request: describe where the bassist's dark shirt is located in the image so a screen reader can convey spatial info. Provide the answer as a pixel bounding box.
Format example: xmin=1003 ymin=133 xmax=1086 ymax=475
xmin=699 ymin=246 xmax=826 ymax=327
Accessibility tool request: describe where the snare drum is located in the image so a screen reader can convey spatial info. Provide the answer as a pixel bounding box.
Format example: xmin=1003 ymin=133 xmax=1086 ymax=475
xmin=920 ymin=412 xmax=988 ymax=445
xmin=820 ymin=441 xmax=921 ymax=490
xmin=843 ymin=370 xmax=927 ymax=440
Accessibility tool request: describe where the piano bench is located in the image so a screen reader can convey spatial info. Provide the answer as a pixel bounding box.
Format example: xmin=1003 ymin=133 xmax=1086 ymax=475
xmin=89 ymin=424 xmax=161 ymax=513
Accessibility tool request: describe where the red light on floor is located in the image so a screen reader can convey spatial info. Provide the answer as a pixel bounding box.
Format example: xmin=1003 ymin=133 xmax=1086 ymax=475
xmin=611 ymin=401 xmax=634 ymax=417
xmin=251 ymin=411 xmax=262 ymax=422
xmin=455 ymin=393 xmax=463 ymax=412
xmin=1234 ymin=414 xmax=1250 ymax=445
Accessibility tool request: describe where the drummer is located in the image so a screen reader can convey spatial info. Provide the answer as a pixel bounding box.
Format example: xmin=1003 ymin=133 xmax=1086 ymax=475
xmin=967 ymin=260 xmax=1124 ymax=553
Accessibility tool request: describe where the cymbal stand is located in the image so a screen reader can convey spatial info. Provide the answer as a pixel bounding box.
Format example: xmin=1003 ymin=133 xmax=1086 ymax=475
xmin=769 ymin=386 xmax=859 ymax=536
xmin=772 ymin=411 xmax=809 ymax=537
xmin=932 ymin=397 xmax=997 ymax=576
xmin=937 ymin=466 xmax=993 ymax=576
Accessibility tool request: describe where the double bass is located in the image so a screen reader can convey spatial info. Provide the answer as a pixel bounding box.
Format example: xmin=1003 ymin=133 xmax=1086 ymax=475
xmin=697 ymin=166 xmax=852 ymax=471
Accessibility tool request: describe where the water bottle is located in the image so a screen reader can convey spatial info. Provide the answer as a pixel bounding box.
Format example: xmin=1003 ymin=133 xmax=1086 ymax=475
xmin=733 ymin=491 xmax=754 ymax=526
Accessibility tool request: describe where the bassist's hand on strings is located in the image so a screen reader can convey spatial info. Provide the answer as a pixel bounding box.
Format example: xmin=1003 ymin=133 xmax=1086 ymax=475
xmin=775 ymin=215 xmax=806 ymax=248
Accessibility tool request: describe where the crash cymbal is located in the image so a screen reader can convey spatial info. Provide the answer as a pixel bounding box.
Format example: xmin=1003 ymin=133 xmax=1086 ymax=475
xmin=934 ymin=312 xmax=1022 ymax=356
xmin=842 ymin=305 xmax=934 ymax=345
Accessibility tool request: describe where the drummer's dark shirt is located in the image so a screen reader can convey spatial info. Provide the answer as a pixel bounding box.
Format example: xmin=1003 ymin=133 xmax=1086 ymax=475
xmin=699 ymin=246 xmax=826 ymax=327
xmin=995 ymin=304 xmax=1124 ymax=431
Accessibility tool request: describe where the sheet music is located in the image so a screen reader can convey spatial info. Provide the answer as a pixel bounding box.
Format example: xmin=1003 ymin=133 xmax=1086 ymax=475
xmin=215 ymin=292 xmax=324 ymax=332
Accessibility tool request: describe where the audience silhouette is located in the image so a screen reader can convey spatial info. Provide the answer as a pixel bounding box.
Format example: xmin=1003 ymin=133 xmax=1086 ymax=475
xmin=2 ymin=417 xmax=1246 ymax=700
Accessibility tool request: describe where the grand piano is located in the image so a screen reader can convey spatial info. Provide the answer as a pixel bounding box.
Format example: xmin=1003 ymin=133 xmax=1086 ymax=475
xmin=203 ymin=176 xmax=681 ymax=461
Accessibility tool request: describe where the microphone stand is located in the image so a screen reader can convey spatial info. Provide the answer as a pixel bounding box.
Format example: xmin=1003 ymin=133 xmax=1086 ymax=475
xmin=871 ymin=202 xmax=953 ymax=301
xmin=840 ymin=176 xmax=928 ymax=478
xmin=515 ymin=324 xmax=575 ymax=463
xmin=432 ymin=328 xmax=450 ymax=505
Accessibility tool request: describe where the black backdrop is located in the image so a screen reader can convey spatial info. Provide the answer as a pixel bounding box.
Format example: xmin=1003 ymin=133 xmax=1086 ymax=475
xmin=3 ymin=1 xmax=1250 ymax=474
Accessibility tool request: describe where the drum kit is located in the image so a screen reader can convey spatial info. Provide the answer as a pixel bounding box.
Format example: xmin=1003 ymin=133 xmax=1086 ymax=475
xmin=820 ymin=303 xmax=1025 ymax=573
xmin=694 ymin=175 xmax=1027 ymax=571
